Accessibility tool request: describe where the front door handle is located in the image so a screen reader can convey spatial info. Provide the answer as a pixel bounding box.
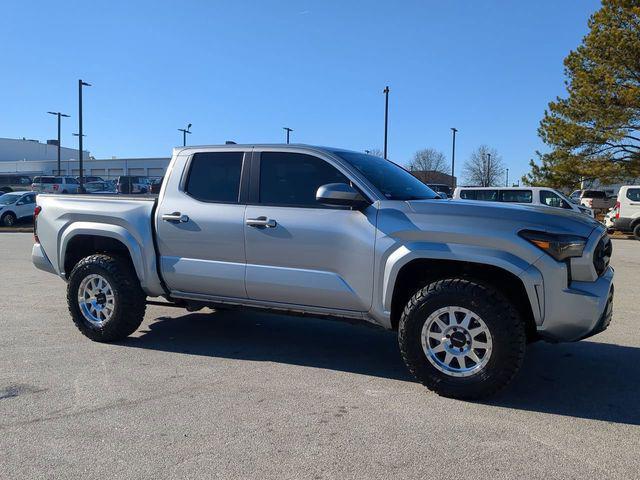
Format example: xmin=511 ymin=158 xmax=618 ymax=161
xmin=162 ymin=212 xmax=189 ymax=223
xmin=246 ymin=216 xmax=277 ymax=228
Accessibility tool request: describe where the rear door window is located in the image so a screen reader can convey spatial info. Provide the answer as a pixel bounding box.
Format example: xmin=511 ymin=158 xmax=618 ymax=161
xmin=475 ymin=190 xmax=498 ymax=201
xmin=459 ymin=190 xmax=476 ymax=200
xmin=185 ymin=152 xmax=244 ymax=203
xmin=626 ymin=188 xmax=640 ymax=201
xmin=500 ymin=190 xmax=532 ymax=203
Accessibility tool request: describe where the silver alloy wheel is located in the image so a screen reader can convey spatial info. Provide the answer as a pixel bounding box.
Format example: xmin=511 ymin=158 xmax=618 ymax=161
xmin=421 ymin=306 xmax=493 ymax=378
xmin=77 ymin=274 xmax=115 ymax=326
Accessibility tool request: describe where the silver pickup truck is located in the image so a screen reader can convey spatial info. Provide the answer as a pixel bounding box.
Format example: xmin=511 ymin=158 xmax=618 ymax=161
xmin=32 ymin=144 xmax=614 ymax=399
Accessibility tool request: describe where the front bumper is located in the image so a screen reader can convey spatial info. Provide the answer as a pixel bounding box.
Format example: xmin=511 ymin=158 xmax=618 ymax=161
xmin=32 ymin=243 xmax=56 ymax=275
xmin=537 ymin=265 xmax=614 ymax=342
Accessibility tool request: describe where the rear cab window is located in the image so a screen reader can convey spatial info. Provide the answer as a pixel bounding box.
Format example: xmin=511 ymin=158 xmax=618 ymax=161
xmin=184 ymin=151 xmax=244 ymax=203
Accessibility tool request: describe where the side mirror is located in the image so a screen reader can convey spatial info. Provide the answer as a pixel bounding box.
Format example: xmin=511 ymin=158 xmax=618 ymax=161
xmin=316 ymin=183 xmax=370 ymax=209
xmin=16 ymin=200 xmax=25 ymax=206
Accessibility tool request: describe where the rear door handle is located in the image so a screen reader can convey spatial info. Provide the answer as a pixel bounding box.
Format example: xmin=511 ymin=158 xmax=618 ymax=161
xmin=162 ymin=212 xmax=189 ymax=223
xmin=246 ymin=216 xmax=277 ymax=228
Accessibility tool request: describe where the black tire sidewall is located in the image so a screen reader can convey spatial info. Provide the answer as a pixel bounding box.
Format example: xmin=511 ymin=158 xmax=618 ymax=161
xmin=633 ymin=224 xmax=640 ymax=240
xmin=399 ymin=279 xmax=525 ymax=399
xmin=67 ymin=255 xmax=146 ymax=342
xmin=2 ymin=212 xmax=16 ymax=226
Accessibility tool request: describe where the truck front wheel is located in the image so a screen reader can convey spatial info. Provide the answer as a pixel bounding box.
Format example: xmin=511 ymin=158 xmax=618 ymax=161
xmin=67 ymin=254 xmax=146 ymax=342
xmin=398 ymin=278 xmax=526 ymax=399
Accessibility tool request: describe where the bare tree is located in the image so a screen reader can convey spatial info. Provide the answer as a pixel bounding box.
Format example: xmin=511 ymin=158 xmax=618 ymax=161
xmin=407 ymin=148 xmax=450 ymax=173
xmin=365 ymin=148 xmax=383 ymax=157
xmin=462 ymin=145 xmax=505 ymax=186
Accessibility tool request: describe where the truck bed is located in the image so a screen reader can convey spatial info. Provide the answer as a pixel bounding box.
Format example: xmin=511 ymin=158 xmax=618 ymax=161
xmin=34 ymin=193 xmax=165 ymax=296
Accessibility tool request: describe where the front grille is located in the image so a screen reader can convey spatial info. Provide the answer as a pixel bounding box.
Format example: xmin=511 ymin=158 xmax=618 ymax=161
xmin=593 ymin=235 xmax=612 ymax=276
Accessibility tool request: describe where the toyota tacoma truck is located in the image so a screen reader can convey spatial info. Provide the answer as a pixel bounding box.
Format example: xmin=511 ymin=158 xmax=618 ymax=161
xmin=32 ymin=145 xmax=614 ymax=399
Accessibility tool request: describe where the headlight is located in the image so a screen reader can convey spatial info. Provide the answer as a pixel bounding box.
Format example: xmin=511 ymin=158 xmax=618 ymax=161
xmin=519 ymin=230 xmax=586 ymax=262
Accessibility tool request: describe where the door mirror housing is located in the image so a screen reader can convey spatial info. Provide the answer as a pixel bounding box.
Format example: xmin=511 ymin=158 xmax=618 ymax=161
xmin=316 ymin=183 xmax=370 ymax=209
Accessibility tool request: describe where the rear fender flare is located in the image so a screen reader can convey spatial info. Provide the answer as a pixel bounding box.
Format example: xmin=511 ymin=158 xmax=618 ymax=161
xmin=59 ymin=222 xmax=146 ymax=285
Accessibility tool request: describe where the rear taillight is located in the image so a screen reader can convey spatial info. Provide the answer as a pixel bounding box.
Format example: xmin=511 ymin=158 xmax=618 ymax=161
xmin=615 ymin=201 xmax=620 ymax=219
xmin=33 ymin=205 xmax=42 ymax=243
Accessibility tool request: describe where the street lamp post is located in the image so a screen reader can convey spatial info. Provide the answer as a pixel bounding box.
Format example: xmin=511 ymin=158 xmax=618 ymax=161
xmin=78 ymin=79 xmax=91 ymax=192
xmin=450 ymin=127 xmax=457 ymax=189
xmin=506 ymin=168 xmax=509 ymax=187
xmin=72 ymin=132 xmax=87 ymax=179
xmin=47 ymin=111 xmax=70 ymax=175
xmin=486 ymin=153 xmax=492 ymax=187
xmin=383 ymin=86 xmax=390 ymax=159
xmin=178 ymin=123 xmax=192 ymax=146
xmin=283 ymin=127 xmax=293 ymax=144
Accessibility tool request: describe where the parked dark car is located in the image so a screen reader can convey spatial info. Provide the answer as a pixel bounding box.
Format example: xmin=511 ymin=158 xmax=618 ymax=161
xmin=116 ymin=176 xmax=149 ymax=194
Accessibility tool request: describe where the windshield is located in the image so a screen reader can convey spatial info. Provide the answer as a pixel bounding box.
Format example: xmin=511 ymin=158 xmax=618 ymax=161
xmin=0 ymin=193 xmax=21 ymax=205
xmin=85 ymin=183 xmax=105 ymax=192
xmin=332 ymin=151 xmax=439 ymax=200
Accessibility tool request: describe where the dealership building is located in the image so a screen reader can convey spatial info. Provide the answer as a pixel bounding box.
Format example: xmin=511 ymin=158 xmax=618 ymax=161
xmin=0 ymin=137 xmax=170 ymax=179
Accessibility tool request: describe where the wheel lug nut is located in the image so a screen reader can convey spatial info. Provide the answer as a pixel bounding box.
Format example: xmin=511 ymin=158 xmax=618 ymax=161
xmin=446 ymin=334 xmax=450 ymax=338
xmin=459 ymin=347 xmax=464 ymax=352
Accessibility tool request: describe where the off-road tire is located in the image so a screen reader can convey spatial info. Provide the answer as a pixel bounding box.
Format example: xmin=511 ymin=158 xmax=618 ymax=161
xmin=398 ymin=278 xmax=526 ymax=399
xmin=1 ymin=212 xmax=17 ymax=227
xmin=67 ymin=254 xmax=146 ymax=342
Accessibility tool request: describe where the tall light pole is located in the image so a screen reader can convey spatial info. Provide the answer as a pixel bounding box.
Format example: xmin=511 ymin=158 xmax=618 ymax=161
xmin=383 ymin=86 xmax=390 ymax=159
xmin=283 ymin=127 xmax=293 ymax=144
xmin=72 ymin=133 xmax=86 ymax=179
xmin=178 ymin=123 xmax=192 ymax=146
xmin=506 ymin=168 xmax=509 ymax=187
xmin=486 ymin=152 xmax=492 ymax=187
xmin=47 ymin=111 xmax=70 ymax=175
xmin=78 ymin=79 xmax=91 ymax=192
xmin=450 ymin=127 xmax=457 ymax=189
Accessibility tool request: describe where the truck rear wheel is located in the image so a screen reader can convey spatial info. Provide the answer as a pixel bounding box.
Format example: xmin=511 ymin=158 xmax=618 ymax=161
xmin=67 ymin=254 xmax=146 ymax=342
xmin=398 ymin=278 xmax=526 ymax=399
xmin=633 ymin=223 xmax=640 ymax=240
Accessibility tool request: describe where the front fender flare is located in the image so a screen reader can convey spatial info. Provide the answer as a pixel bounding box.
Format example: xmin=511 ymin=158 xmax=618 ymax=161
xmin=380 ymin=242 xmax=543 ymax=324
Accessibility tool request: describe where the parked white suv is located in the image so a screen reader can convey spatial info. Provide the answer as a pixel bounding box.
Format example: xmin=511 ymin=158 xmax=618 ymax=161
xmin=31 ymin=176 xmax=81 ymax=194
xmin=614 ymin=185 xmax=640 ymax=239
xmin=0 ymin=191 xmax=37 ymax=226
xmin=453 ymin=186 xmax=594 ymax=217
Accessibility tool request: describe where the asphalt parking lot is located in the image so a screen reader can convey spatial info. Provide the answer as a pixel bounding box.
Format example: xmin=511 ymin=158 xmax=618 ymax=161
xmin=0 ymin=233 xmax=638 ymax=479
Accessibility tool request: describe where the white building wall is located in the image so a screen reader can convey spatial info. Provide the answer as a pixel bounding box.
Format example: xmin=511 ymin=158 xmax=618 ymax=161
xmin=0 ymin=157 xmax=171 ymax=179
xmin=0 ymin=137 xmax=88 ymax=162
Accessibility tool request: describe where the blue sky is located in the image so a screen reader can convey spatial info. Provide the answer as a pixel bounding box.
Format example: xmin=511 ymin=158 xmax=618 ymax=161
xmin=1 ymin=0 xmax=600 ymax=182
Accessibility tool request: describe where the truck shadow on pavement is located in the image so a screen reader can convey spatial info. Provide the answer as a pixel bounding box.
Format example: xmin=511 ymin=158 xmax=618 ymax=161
xmin=122 ymin=310 xmax=640 ymax=426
